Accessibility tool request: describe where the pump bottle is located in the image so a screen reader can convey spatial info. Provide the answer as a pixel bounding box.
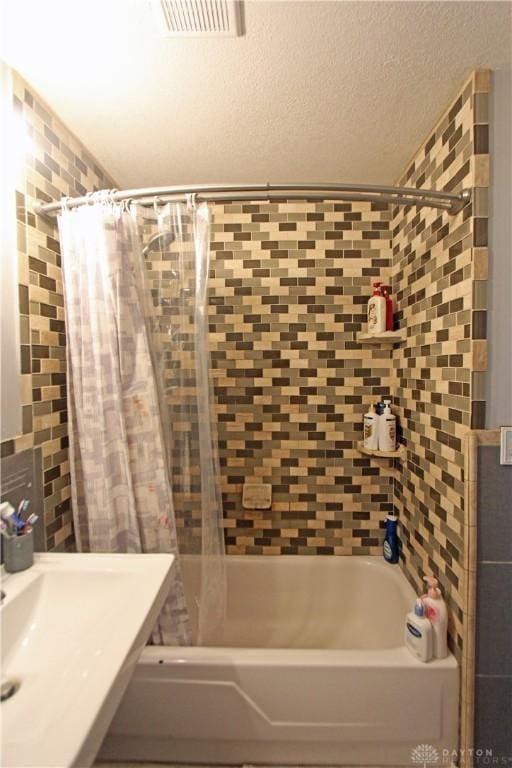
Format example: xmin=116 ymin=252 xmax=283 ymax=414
xmin=421 ymin=576 xmax=448 ymax=659
xmin=405 ymin=599 xmax=433 ymax=662
xmin=378 ymin=399 xmax=396 ymax=451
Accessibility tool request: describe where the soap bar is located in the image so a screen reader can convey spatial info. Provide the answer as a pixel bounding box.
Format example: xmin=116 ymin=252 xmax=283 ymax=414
xmin=242 ymin=483 xmax=272 ymax=510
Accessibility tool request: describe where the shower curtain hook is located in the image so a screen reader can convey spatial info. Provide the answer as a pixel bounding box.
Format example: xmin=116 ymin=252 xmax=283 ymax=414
xmin=94 ymin=189 xmax=109 ymax=207
xmin=186 ymin=193 xmax=198 ymax=211
xmin=108 ymin=189 xmax=119 ymax=209
xmin=153 ymin=196 xmax=162 ymax=216
xmin=153 ymin=196 xmax=164 ymax=230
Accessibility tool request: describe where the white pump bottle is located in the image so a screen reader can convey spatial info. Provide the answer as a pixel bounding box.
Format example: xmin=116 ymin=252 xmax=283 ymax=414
xmin=379 ymin=399 xmax=396 ymax=451
xmin=421 ymin=576 xmax=448 ymax=659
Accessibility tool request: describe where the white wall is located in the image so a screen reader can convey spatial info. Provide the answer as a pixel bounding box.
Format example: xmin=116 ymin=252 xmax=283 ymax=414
xmin=0 ymin=61 xmax=22 ymax=441
xmin=486 ymin=67 xmax=512 ymax=427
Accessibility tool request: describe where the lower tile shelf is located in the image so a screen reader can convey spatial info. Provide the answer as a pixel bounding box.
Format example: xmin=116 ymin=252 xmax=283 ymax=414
xmin=356 ymin=442 xmax=405 ymax=459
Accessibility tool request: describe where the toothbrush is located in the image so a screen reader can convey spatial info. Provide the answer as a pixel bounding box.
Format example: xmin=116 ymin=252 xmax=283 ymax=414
xmin=11 ymin=514 xmax=26 ymax=535
xmin=18 ymin=499 xmax=30 ymax=519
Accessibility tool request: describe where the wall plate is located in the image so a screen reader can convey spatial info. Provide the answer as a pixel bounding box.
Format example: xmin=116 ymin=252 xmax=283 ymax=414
xmin=500 ymin=426 xmax=512 ymax=465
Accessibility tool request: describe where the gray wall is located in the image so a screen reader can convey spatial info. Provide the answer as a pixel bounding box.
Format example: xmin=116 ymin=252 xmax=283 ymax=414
xmin=474 ymin=445 xmax=512 ymax=757
xmin=486 ymin=68 xmax=512 ymax=427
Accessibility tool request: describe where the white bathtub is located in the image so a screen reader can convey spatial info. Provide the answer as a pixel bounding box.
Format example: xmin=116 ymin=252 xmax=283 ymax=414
xmin=100 ymin=556 xmax=458 ymax=766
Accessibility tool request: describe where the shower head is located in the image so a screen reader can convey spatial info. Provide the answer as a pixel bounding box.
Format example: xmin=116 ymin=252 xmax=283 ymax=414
xmin=142 ymin=230 xmax=175 ymax=257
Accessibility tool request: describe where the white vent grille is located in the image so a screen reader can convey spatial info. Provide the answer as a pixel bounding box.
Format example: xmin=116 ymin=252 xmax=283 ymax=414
xmin=153 ymin=0 xmax=242 ymax=37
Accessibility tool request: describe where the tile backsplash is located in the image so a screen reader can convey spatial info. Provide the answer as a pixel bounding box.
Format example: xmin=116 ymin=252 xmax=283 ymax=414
xmin=0 ymin=70 xmax=116 ymax=551
xmin=391 ymin=70 xmax=490 ymax=659
xmin=209 ymin=200 xmax=395 ymax=555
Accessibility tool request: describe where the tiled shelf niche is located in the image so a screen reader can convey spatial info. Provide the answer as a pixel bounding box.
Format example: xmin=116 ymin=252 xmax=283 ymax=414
xmin=356 ymin=442 xmax=405 ymax=459
xmin=356 ymin=330 xmax=406 ymax=345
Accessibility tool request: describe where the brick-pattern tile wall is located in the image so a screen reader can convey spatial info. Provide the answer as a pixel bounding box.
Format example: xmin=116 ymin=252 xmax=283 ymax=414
xmin=208 ymin=201 xmax=396 ymax=554
xmin=1 ymin=69 xmax=489 ymax=671
xmin=0 ymin=71 xmax=116 ymax=551
xmin=391 ymin=71 xmax=489 ymax=660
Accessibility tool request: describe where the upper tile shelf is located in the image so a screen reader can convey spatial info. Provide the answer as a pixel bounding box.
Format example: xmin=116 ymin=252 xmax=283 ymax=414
xmin=356 ymin=330 xmax=406 ymax=345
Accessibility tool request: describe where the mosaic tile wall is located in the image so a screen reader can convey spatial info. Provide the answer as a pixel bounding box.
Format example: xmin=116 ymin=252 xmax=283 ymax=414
xmin=0 ymin=70 xmax=116 ymax=551
xmin=208 ymin=200 xmax=395 ymax=554
xmin=391 ymin=70 xmax=489 ymax=660
xmin=1 ymin=70 xmax=489 ymax=669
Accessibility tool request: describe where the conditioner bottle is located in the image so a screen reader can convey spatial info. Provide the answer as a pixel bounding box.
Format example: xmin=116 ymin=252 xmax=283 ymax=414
xmin=363 ymin=405 xmax=379 ymax=450
xmin=379 ymin=399 xmax=396 ymax=451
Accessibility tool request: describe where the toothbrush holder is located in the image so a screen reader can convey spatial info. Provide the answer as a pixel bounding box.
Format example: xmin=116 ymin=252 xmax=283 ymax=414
xmin=3 ymin=529 xmax=34 ymax=573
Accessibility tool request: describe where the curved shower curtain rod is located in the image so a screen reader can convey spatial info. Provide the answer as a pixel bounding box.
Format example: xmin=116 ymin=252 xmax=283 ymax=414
xmin=33 ymin=182 xmax=471 ymax=216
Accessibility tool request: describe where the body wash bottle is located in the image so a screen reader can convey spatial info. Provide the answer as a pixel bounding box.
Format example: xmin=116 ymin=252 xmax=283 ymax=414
xmin=383 ymin=514 xmax=399 ymax=563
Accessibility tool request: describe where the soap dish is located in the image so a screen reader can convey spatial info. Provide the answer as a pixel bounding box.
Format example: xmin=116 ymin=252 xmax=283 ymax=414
xmin=242 ymin=483 xmax=272 ymax=510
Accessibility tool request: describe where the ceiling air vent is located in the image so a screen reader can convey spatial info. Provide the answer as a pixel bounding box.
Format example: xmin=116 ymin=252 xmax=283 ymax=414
xmin=153 ymin=0 xmax=242 ymax=37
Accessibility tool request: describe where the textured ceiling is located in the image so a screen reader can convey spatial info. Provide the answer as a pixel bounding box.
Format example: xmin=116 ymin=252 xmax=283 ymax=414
xmin=1 ymin=0 xmax=511 ymax=188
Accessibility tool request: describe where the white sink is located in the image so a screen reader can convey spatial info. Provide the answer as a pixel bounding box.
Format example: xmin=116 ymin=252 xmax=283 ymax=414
xmin=1 ymin=552 xmax=175 ymax=768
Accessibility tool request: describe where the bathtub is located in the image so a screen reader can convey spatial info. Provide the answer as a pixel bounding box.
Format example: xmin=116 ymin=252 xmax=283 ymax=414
xmin=100 ymin=556 xmax=458 ymax=766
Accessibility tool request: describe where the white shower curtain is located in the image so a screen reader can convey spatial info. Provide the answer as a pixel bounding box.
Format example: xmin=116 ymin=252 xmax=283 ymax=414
xmin=58 ymin=194 xmax=225 ymax=645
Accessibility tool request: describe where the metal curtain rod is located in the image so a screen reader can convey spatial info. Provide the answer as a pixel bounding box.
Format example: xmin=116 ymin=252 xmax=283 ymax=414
xmin=33 ymin=182 xmax=471 ymax=216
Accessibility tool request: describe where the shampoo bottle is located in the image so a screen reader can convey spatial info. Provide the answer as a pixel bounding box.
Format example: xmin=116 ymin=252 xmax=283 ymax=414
xmin=383 ymin=514 xmax=399 ymax=563
xmin=363 ymin=405 xmax=379 ymax=450
xmin=379 ymin=399 xmax=396 ymax=451
xmin=405 ymin=599 xmax=433 ymax=662
xmin=381 ymin=285 xmax=394 ymax=331
xmin=421 ymin=576 xmax=448 ymax=659
xmin=367 ymin=282 xmax=386 ymax=334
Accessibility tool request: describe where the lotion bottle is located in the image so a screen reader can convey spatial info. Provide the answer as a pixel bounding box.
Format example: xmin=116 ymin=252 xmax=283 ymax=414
xmin=367 ymin=282 xmax=386 ymax=334
xmin=405 ymin=599 xmax=433 ymax=662
xmin=421 ymin=576 xmax=448 ymax=659
xmin=379 ymin=399 xmax=396 ymax=451
xmin=363 ymin=405 xmax=379 ymax=450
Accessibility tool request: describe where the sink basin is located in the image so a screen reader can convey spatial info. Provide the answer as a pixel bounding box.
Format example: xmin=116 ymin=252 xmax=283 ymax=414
xmin=1 ymin=552 xmax=175 ymax=768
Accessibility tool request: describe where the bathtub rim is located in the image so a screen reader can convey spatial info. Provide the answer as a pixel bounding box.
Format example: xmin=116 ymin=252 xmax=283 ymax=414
xmin=141 ymin=644 xmax=458 ymax=669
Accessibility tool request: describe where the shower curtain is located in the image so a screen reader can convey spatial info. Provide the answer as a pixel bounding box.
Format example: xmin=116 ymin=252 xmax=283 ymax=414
xmin=58 ymin=193 xmax=225 ymax=646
